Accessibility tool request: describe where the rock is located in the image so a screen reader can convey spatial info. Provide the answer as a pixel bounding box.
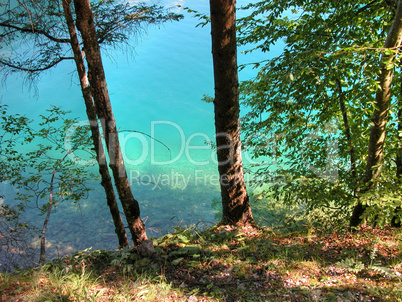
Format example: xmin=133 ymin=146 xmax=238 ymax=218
xmin=187 ymin=296 xmax=198 ymax=302
xmin=138 ymin=240 xmax=156 ymax=257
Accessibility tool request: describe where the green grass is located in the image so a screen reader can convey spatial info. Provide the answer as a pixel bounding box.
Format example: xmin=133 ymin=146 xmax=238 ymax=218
xmin=1 ymin=226 xmax=402 ymax=301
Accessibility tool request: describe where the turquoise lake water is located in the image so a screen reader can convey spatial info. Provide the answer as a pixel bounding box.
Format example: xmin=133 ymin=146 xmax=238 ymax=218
xmin=0 ymin=0 xmax=272 ymax=259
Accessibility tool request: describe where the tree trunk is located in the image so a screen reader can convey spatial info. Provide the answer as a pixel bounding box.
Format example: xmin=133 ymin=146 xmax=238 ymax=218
xmin=39 ymin=169 xmax=55 ymax=266
xmin=397 ymin=88 xmax=402 ymax=181
xmin=391 ymin=81 xmax=402 ymax=227
xmin=209 ymin=0 xmax=254 ymax=226
xmin=39 ymin=152 xmax=70 ymax=265
xmin=62 ymin=0 xmax=128 ymax=248
xmin=336 ymin=78 xmax=357 ymax=182
xmin=350 ymin=0 xmax=402 ymax=227
xmin=73 ymin=0 xmax=147 ymax=245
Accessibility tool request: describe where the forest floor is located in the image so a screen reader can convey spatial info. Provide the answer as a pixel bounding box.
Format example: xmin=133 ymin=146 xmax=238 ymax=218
xmin=1 ymin=225 xmax=402 ymax=301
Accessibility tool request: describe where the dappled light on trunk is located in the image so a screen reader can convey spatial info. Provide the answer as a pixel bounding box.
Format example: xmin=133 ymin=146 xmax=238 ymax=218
xmin=73 ymin=0 xmax=147 ymax=245
xmin=210 ymin=0 xmax=254 ymax=227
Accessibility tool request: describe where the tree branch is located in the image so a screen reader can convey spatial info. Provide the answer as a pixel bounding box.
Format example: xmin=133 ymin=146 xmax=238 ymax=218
xmin=0 ymin=57 xmax=74 ymax=72
xmin=0 ymin=22 xmax=71 ymax=43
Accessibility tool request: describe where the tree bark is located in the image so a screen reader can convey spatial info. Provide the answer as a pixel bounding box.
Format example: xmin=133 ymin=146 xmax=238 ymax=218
xmin=209 ymin=0 xmax=254 ymax=226
xmin=73 ymin=0 xmax=147 ymax=245
xmin=397 ymin=92 xmax=402 ymax=180
xmin=391 ymin=80 xmax=402 ymax=227
xmin=336 ymin=78 xmax=357 ymax=182
xmin=62 ymin=0 xmax=128 ymax=248
xmin=350 ymin=0 xmax=402 ymax=227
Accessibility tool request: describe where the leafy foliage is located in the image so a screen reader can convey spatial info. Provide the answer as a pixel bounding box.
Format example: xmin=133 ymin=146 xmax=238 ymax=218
xmin=0 ymin=104 xmax=33 ymax=187
xmin=0 ymin=104 xmax=97 ymax=267
xmin=0 ymin=104 xmax=38 ymax=271
xmin=8 ymin=106 xmax=96 ymax=214
xmin=92 ymin=0 xmax=183 ymax=46
xmin=0 ymin=0 xmax=183 ymax=82
xmin=236 ymin=0 xmax=402 ymax=225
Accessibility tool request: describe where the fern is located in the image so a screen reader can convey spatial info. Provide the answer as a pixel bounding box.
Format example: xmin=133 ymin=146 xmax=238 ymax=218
xmin=367 ymin=246 xmax=396 ymax=278
xmin=336 ymin=258 xmax=365 ymax=274
xmin=369 ymin=265 xmax=396 ymax=278
xmin=369 ymin=247 xmax=378 ymax=266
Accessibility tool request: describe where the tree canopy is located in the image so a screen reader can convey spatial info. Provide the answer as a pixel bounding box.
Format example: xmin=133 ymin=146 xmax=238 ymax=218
xmin=237 ymin=0 xmax=402 ymax=227
xmin=0 ymin=0 xmax=183 ymax=81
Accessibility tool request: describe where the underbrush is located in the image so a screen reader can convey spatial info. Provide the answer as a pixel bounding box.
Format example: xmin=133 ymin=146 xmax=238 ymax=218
xmin=1 ymin=225 xmax=402 ymax=301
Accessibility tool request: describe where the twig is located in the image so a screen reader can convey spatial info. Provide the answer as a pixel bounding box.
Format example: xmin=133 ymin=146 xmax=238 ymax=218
xmin=119 ymin=129 xmax=171 ymax=160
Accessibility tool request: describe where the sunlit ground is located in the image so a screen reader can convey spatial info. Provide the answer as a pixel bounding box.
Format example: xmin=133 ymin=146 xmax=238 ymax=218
xmin=2 ymin=226 xmax=402 ymax=301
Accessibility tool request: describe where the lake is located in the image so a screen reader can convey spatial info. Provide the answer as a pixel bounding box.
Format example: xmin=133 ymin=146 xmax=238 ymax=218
xmin=0 ymin=0 xmax=270 ymax=262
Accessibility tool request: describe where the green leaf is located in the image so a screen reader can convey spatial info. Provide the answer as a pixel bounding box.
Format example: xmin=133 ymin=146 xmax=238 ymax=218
xmin=171 ymin=257 xmax=184 ymax=266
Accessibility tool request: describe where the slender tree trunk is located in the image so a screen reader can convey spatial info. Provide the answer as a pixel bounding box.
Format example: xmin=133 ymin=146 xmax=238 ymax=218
xmin=336 ymin=78 xmax=362 ymax=225
xmin=336 ymin=78 xmax=357 ymax=182
xmin=350 ymin=0 xmax=402 ymax=228
xmin=62 ymin=0 xmax=128 ymax=248
xmin=39 ymin=153 xmax=69 ymax=265
xmin=39 ymin=170 xmax=55 ymax=266
xmin=73 ymin=0 xmax=147 ymax=245
xmin=209 ymin=0 xmax=254 ymax=226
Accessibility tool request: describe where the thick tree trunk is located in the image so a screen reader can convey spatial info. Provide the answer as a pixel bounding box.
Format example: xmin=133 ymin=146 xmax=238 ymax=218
xmin=209 ymin=0 xmax=254 ymax=226
xmin=397 ymin=94 xmax=402 ymax=180
xmin=62 ymin=0 xmax=128 ymax=248
xmin=73 ymin=0 xmax=147 ymax=245
xmin=350 ymin=0 xmax=402 ymax=228
xmin=391 ymin=84 xmax=402 ymax=227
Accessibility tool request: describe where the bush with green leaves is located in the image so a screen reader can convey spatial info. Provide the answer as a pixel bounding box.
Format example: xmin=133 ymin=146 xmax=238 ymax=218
xmin=0 ymin=104 xmax=96 ymax=268
xmin=236 ymin=0 xmax=402 ymax=226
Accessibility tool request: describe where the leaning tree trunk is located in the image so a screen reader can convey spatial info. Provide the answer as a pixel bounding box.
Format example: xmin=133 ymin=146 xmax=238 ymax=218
xmin=62 ymin=0 xmax=128 ymax=248
xmin=350 ymin=0 xmax=402 ymax=228
xmin=209 ymin=0 xmax=254 ymax=226
xmin=73 ymin=0 xmax=147 ymax=245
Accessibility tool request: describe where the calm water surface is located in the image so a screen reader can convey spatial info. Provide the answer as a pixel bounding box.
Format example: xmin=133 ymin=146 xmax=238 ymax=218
xmin=0 ymin=0 xmax=269 ymax=259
